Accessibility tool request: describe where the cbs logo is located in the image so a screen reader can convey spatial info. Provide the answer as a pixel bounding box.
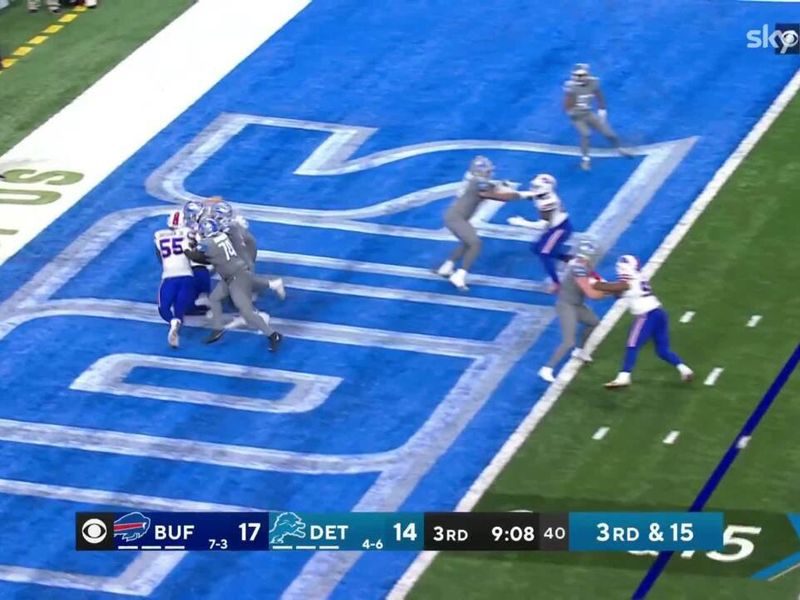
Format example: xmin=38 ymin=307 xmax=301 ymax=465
xmin=81 ymin=518 xmax=109 ymax=544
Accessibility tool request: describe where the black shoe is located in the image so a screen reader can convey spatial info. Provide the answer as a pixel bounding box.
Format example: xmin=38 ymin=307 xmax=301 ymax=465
xmin=204 ymin=329 xmax=225 ymax=344
xmin=268 ymin=331 xmax=283 ymax=352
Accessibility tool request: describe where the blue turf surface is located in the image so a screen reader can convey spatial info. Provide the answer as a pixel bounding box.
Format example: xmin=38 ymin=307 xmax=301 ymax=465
xmin=0 ymin=0 xmax=797 ymax=598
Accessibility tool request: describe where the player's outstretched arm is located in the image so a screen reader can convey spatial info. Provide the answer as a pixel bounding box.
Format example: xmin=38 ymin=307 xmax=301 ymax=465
xmin=593 ymin=280 xmax=629 ymax=294
xmin=576 ymin=276 xmax=607 ymax=300
xmin=479 ymin=189 xmax=521 ymax=201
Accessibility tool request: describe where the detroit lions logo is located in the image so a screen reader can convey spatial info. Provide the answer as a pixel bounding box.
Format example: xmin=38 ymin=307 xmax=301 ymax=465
xmin=113 ymin=512 xmax=151 ymax=543
xmin=269 ymin=512 xmax=307 ymax=544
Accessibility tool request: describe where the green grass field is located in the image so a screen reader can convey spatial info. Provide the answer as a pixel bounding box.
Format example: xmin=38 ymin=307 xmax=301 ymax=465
xmin=0 ymin=0 xmax=190 ymax=155
xmin=411 ymin=94 xmax=800 ymax=599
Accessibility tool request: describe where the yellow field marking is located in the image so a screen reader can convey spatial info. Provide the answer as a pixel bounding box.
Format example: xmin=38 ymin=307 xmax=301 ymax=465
xmin=3 ymin=7 xmax=87 ymax=74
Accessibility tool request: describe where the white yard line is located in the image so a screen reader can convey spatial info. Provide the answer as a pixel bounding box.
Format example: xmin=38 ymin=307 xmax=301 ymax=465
xmin=704 ymin=368 xmax=725 ymax=386
xmin=746 ymin=315 xmax=762 ymax=328
xmin=663 ymin=431 xmax=680 ymax=445
xmin=679 ymin=311 xmax=695 ymax=323
xmin=0 ymin=0 xmax=311 ymax=265
xmin=592 ymin=427 xmax=610 ymax=441
xmin=389 ymin=68 xmax=800 ymax=600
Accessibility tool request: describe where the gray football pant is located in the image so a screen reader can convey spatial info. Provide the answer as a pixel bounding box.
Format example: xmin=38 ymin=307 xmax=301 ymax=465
xmin=572 ymin=113 xmax=619 ymax=157
xmin=546 ymin=301 xmax=599 ymax=368
xmin=445 ymin=216 xmax=482 ymax=271
xmin=209 ymin=271 xmax=274 ymax=336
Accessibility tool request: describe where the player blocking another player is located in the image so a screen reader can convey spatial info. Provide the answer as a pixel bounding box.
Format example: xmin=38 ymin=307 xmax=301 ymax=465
xmin=593 ymin=255 xmax=694 ymax=388
xmin=483 ymin=173 xmax=573 ymax=290
xmin=154 ymin=210 xmax=195 ymax=348
xmin=537 ymin=238 xmax=602 ymax=383
xmin=182 ymin=200 xmax=212 ymax=309
xmin=435 ymin=156 xmax=520 ymax=291
xmin=185 ymin=217 xmax=283 ymax=352
xmin=564 ymin=63 xmax=631 ymax=171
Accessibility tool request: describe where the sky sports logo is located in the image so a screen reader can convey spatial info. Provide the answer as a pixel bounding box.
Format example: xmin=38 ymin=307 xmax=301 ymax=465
xmin=746 ymin=24 xmax=799 ymax=54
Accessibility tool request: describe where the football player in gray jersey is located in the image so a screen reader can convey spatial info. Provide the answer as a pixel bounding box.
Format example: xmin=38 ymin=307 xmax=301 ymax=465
xmin=435 ymin=156 xmax=520 ymax=291
xmin=564 ymin=63 xmax=631 ymax=171
xmin=538 ymin=238 xmax=605 ymax=383
xmin=185 ymin=217 xmax=283 ymax=352
xmin=207 ymin=200 xmax=286 ymax=305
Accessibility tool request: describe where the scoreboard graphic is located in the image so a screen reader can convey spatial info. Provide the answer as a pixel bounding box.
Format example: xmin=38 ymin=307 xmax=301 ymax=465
xmin=76 ymin=511 xmax=725 ymax=553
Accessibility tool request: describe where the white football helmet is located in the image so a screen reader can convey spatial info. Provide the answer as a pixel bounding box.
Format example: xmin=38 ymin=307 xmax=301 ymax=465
xmin=615 ymin=254 xmax=640 ymax=279
xmin=166 ymin=210 xmax=185 ymax=230
xmin=530 ymin=173 xmax=557 ymax=196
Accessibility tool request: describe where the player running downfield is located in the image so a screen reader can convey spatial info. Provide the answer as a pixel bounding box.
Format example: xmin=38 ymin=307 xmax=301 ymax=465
xmin=593 ymin=255 xmax=694 ymax=388
xmin=564 ymin=63 xmax=631 ymax=171
xmin=435 ymin=156 xmax=520 ymax=291
xmin=537 ymin=238 xmax=602 ymax=383
xmin=154 ymin=210 xmax=195 ymax=348
xmin=185 ymin=217 xmax=283 ymax=352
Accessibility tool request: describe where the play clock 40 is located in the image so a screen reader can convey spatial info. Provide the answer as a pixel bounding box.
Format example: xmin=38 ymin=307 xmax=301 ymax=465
xmin=423 ymin=512 xmax=570 ymax=551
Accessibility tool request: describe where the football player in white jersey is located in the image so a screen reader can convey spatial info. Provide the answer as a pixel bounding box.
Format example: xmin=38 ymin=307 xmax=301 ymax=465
xmin=483 ymin=173 xmax=574 ymax=291
xmin=592 ymin=255 xmax=694 ymax=388
xmin=154 ymin=210 xmax=196 ymax=348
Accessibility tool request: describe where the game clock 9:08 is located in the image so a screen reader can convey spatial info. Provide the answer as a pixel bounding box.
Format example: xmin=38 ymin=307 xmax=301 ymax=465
xmin=491 ymin=524 xmax=536 ymax=544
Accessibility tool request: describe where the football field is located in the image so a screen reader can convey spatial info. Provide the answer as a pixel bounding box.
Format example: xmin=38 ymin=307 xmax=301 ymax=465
xmin=0 ymin=1 xmax=798 ymax=599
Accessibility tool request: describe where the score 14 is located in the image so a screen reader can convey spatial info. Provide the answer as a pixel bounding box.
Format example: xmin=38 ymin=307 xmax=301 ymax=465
xmin=394 ymin=522 xmax=418 ymax=542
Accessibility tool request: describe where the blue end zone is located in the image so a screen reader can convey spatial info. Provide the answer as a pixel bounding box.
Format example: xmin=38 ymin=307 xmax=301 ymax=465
xmin=0 ymin=0 xmax=796 ymax=598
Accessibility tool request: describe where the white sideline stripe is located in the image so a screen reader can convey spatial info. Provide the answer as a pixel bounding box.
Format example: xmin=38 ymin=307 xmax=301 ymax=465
xmin=746 ymin=315 xmax=762 ymax=328
xmin=592 ymin=427 xmax=609 ymax=440
xmin=663 ymin=431 xmax=680 ymax=445
xmin=704 ymin=368 xmax=724 ymax=386
xmin=679 ymin=311 xmax=695 ymax=323
xmin=0 ymin=0 xmax=312 ymax=266
xmin=389 ymin=65 xmax=800 ymax=600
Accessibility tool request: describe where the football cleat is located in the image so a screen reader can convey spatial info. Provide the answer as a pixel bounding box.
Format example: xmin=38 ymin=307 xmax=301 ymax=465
xmin=580 ymin=157 xmax=591 ymax=171
xmin=604 ymin=373 xmax=632 ymax=389
xmin=449 ymin=269 xmax=469 ymax=291
xmin=436 ymin=260 xmax=455 ymax=278
xmin=204 ymin=329 xmax=225 ymax=344
xmin=572 ymin=348 xmax=593 ymax=363
xmin=538 ymin=366 xmax=555 ymax=383
xmin=168 ymin=319 xmax=181 ymax=349
xmin=268 ymin=331 xmax=283 ymax=353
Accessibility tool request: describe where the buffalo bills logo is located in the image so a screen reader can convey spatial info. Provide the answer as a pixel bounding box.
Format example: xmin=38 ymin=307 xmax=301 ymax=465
xmin=113 ymin=512 xmax=151 ymax=542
